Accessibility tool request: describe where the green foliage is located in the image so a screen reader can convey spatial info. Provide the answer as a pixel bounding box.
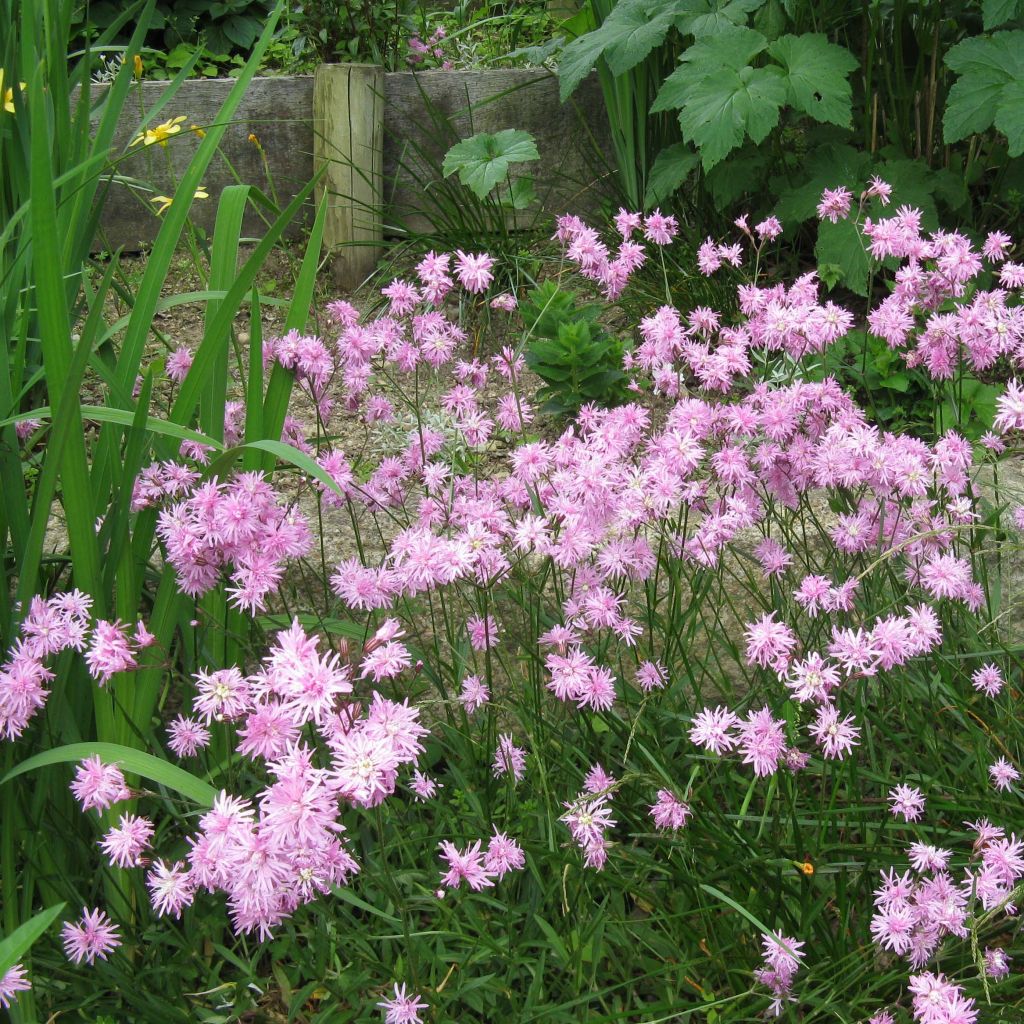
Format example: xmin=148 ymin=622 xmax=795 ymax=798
xmin=650 ymin=27 xmax=856 ymax=171
xmin=521 ymin=280 xmax=628 ymax=415
xmin=560 ymin=0 xmax=1024 ymax=239
xmin=443 ymin=129 xmax=540 ymax=201
xmin=944 ymin=30 xmax=1024 ymax=157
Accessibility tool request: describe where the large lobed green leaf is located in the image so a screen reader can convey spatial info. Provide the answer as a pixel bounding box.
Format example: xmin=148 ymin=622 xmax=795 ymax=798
xmin=768 ymin=33 xmax=858 ymax=127
xmin=944 ymin=31 xmax=1024 ymax=156
xmin=443 ymin=129 xmax=540 ymax=200
xmin=652 ymin=27 xmax=857 ymax=170
xmin=557 ymin=0 xmax=681 ymax=100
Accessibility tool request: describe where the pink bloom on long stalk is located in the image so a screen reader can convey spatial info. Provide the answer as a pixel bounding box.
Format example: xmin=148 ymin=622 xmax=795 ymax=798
xmin=438 ymin=840 xmax=495 ymax=891
xmin=454 ymin=250 xmax=494 ymax=293
xmin=888 ymin=784 xmax=925 ymax=822
xmin=378 ymin=982 xmax=428 ymax=1024
xmin=0 ymin=963 xmax=30 ymax=1008
xmin=61 ymin=907 xmax=121 ymax=965
xmin=70 ymin=756 xmax=128 ymax=812
xmin=100 ymin=814 xmax=154 ymax=868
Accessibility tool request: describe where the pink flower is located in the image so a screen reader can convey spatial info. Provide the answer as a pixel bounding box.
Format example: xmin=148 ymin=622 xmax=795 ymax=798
xmin=439 ymin=840 xmax=495 ymax=891
xmin=467 ymin=614 xmax=500 ymax=651
xmin=990 ymin=757 xmax=1020 ymax=791
xmin=485 ymin=829 xmax=525 ymax=878
xmin=755 ymin=215 xmax=782 ymax=240
xmin=583 ymin=763 xmax=617 ymax=794
xmin=817 ymin=186 xmax=853 ymax=223
xmin=70 ymin=756 xmax=128 ymax=812
xmin=0 ymin=963 xmax=30 ymax=1008
xmin=744 ymin=613 xmax=797 ymax=673
xmin=61 ymin=907 xmax=121 ymax=965
xmin=167 ymin=714 xmax=211 ymax=757
xmin=650 ymin=789 xmax=691 ymax=831
xmin=689 ymin=706 xmax=739 ymax=754
xmin=984 ymin=946 xmax=1011 ymax=980
xmin=147 ymin=859 xmax=195 ymax=917
xmin=865 ymin=176 xmax=892 ymax=205
xmin=492 ymin=733 xmax=527 ymax=782
xmin=994 ymin=379 xmax=1024 ymax=433
xmin=643 ymin=210 xmax=678 ymax=245
xmin=100 ymin=814 xmax=154 ymax=868
xmin=614 ymin=208 xmax=643 ymax=238
xmin=378 ymin=982 xmax=428 ymax=1024
xmin=84 ymin=619 xmax=138 ymax=685
xmin=166 ymin=345 xmax=194 ymax=382
xmin=809 ymin=704 xmax=860 ymax=759
xmin=983 ymin=231 xmax=1012 ymax=261
xmin=410 ymin=769 xmax=439 ymax=801
xmin=459 ymin=674 xmax=490 ymax=714
xmin=971 ymin=664 xmax=1004 ymax=697
xmin=737 ymin=707 xmax=787 ymax=777
xmin=455 ymin=250 xmax=494 ymax=293
xmin=635 ymin=660 xmax=667 ymax=692
xmin=889 ymin=784 xmax=925 ymax=822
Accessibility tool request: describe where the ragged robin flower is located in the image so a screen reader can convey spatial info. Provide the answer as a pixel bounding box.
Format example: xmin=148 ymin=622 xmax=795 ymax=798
xmin=131 ymin=114 xmax=186 ymax=148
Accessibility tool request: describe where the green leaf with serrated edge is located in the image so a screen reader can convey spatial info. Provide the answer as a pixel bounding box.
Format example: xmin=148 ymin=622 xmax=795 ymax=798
xmin=443 ymin=129 xmax=540 ymax=200
xmin=0 ymin=904 xmax=66 ymax=978
xmin=674 ymin=0 xmax=766 ymax=38
xmin=602 ymin=0 xmax=681 ymax=76
xmin=557 ymin=24 xmax=612 ymax=101
xmin=768 ymin=33 xmax=858 ymax=126
xmin=994 ymin=78 xmax=1024 ymax=155
xmin=3 ymin=744 xmax=216 ymax=806
xmin=944 ymin=31 xmax=1024 ymax=155
xmin=984 ymin=0 xmax=1024 ymax=30
xmin=653 ymin=26 xmax=769 ymax=116
xmin=816 ymin=217 xmax=870 ymax=296
xmin=644 ymin=143 xmax=700 ymax=207
xmin=678 ymin=65 xmax=786 ymax=170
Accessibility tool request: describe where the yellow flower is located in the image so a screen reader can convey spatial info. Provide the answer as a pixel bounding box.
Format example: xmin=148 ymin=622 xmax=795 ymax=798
xmin=1 ymin=68 xmax=27 ymax=115
xmin=190 ymin=123 xmax=206 ymax=139
xmin=132 ymin=114 xmax=187 ymax=148
xmin=150 ymin=186 xmax=209 ymax=216
xmin=133 ymin=54 xmax=143 ymax=80
xmin=247 ymin=132 xmax=262 ymax=150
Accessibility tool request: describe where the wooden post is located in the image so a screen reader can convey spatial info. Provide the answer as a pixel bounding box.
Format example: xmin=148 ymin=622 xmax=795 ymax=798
xmin=313 ymin=63 xmax=385 ymax=291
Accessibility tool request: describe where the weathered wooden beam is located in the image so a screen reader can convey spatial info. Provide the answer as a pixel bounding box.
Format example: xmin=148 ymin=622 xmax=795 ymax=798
xmin=313 ymin=63 xmax=385 ymax=291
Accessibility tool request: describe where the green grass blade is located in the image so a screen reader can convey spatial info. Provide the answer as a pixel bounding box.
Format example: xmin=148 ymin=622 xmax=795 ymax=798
xmin=0 ymin=902 xmax=66 ymax=978
xmin=2 ymin=743 xmax=217 ymax=806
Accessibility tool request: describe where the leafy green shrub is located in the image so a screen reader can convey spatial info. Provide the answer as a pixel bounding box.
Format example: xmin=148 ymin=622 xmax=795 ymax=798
xmin=555 ymin=0 xmax=1024 ymax=276
xmin=521 ymin=279 xmax=628 ymax=414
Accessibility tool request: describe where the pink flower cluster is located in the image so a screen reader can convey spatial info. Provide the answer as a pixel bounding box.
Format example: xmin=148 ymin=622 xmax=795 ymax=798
xmin=154 ymin=471 xmax=311 ymax=612
xmin=553 ymin=209 xmax=672 ymax=300
xmin=560 ymin=791 xmax=616 ymax=870
xmin=0 ymin=592 xmax=156 ymax=739
xmin=438 ymin=829 xmax=525 ymax=891
xmin=754 ymin=931 xmax=805 ymax=1016
xmin=870 ymin=819 xmax=1023 ymax=971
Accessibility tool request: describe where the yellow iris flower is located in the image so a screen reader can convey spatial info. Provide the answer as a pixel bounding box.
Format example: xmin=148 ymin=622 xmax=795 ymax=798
xmin=1 ymin=68 xmax=27 ymax=115
xmin=150 ymin=186 xmax=209 ymax=216
xmin=132 ymin=115 xmax=187 ymax=148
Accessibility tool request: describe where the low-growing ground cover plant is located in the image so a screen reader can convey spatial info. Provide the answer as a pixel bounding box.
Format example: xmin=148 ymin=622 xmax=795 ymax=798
xmin=3 ymin=76 xmax=1024 ymax=1020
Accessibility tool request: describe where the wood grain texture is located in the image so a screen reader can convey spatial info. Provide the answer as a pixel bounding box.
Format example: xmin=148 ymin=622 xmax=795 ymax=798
xmin=90 ymin=69 xmax=611 ymax=252
xmin=314 ymin=64 xmax=385 ymax=290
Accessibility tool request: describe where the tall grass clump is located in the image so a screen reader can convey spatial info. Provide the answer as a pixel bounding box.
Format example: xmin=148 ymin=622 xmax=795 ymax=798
xmin=0 ymin=0 xmax=330 ymax=1017
xmin=1 ymin=39 xmax=1023 ymax=1023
